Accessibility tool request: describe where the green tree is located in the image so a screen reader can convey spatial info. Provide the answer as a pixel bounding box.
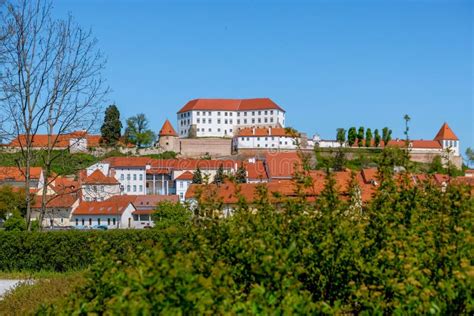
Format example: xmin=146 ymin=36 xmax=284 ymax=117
xmin=100 ymin=105 xmax=122 ymax=146
xmin=357 ymin=127 xmax=364 ymax=147
xmin=0 ymin=186 xmax=27 ymax=220
xmin=4 ymin=210 xmax=26 ymax=231
xmin=429 ymin=155 xmax=444 ymax=174
xmin=124 ymin=114 xmax=155 ymax=148
xmin=374 ymin=129 xmax=381 ymax=147
xmin=213 ymin=164 xmax=225 ymax=185
xmin=465 ymin=147 xmax=474 ymax=167
xmin=153 ymin=201 xmax=191 ymax=230
xmin=336 ymin=128 xmax=346 ymax=146
xmin=382 ymin=127 xmax=392 ymax=146
xmin=347 ymin=127 xmax=357 ymax=147
xmin=365 ymin=128 xmax=373 ymax=147
xmin=192 ymin=167 xmax=203 ymax=184
xmin=236 ymin=163 xmax=247 ymax=184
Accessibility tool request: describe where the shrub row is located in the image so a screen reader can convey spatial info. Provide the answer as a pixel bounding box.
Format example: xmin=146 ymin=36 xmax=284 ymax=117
xmin=0 ymin=230 xmax=168 ymax=272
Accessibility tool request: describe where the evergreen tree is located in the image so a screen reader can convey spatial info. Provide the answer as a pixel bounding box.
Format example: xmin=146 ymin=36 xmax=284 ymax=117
xmin=374 ymin=129 xmax=381 ymax=147
xmin=382 ymin=127 xmax=392 ymax=146
xmin=100 ymin=105 xmax=122 ymax=146
xmin=236 ymin=163 xmax=247 ymax=184
xmin=214 ymin=164 xmax=225 ymax=185
xmin=347 ymin=127 xmax=357 ymax=147
xmin=192 ymin=168 xmax=203 ymax=184
xmin=365 ymin=128 xmax=372 ymax=147
xmin=357 ymin=127 xmax=365 ymax=147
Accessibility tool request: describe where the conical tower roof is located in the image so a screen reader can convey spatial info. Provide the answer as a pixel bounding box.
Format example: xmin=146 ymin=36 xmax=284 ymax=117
xmin=159 ymin=119 xmax=178 ymax=137
xmin=434 ymin=122 xmax=458 ymax=141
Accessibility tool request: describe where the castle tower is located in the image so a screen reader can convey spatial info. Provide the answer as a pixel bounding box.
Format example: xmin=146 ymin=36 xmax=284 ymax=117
xmin=158 ymin=120 xmax=180 ymax=153
xmin=434 ymin=122 xmax=460 ymax=157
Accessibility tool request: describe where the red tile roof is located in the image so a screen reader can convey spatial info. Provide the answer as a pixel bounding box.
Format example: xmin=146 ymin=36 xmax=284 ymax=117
xmin=83 ymin=170 xmax=119 ymax=185
xmin=7 ymin=131 xmax=102 ymax=148
xmin=175 ymin=171 xmax=194 ymax=181
xmin=133 ymin=195 xmax=180 ymax=215
xmin=177 ymin=98 xmax=285 ymax=113
xmin=159 ymin=119 xmax=178 ymax=137
xmin=73 ymin=195 xmax=136 ymax=216
xmin=434 ymin=122 xmax=459 ymax=141
xmin=264 ymin=152 xmax=302 ymax=179
xmin=0 ymin=167 xmax=43 ymax=182
xmin=244 ymin=160 xmax=268 ymax=180
xmin=32 ymin=193 xmax=78 ymax=209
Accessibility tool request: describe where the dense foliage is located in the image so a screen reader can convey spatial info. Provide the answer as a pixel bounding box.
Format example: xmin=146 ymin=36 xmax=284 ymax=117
xmin=0 ymin=230 xmax=165 ymax=272
xmin=100 ymin=105 xmax=122 ymax=146
xmin=44 ymin=170 xmax=473 ymax=314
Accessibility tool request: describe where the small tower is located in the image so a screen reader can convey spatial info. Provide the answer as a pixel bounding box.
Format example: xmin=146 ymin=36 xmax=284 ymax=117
xmin=158 ymin=120 xmax=180 ymax=153
xmin=434 ymin=122 xmax=460 ymax=156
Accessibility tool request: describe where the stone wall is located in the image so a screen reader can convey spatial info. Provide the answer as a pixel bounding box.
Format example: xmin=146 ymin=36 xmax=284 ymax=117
xmin=178 ymin=138 xmax=232 ymax=158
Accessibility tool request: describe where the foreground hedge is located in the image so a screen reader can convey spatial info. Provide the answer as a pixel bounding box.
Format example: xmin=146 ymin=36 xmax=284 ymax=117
xmin=43 ymin=173 xmax=473 ymax=315
xmin=0 ymin=230 xmax=167 ymax=272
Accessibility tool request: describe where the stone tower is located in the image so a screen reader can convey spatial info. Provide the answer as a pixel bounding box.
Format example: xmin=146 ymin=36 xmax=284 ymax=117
xmin=158 ymin=119 xmax=180 ymax=153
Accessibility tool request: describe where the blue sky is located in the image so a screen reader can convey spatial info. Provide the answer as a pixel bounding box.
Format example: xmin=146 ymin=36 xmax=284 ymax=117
xmin=53 ymin=0 xmax=473 ymax=151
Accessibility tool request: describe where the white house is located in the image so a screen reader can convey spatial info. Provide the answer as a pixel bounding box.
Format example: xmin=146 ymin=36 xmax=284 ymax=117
xmin=132 ymin=195 xmax=180 ymax=228
xmin=233 ymin=127 xmax=299 ymax=150
xmin=72 ymin=195 xmax=137 ymax=229
xmin=81 ymin=169 xmax=121 ymax=201
xmin=177 ymin=98 xmax=286 ymax=138
xmin=174 ymin=171 xmax=194 ymax=201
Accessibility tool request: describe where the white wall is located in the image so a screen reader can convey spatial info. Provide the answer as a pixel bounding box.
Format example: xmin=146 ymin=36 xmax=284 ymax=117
xmin=177 ymin=109 xmax=286 ymax=138
xmin=82 ymin=184 xmax=121 ymax=201
xmin=72 ymin=203 xmax=136 ymax=229
xmin=113 ymin=168 xmax=146 ymax=195
xmin=234 ymin=135 xmax=298 ymax=150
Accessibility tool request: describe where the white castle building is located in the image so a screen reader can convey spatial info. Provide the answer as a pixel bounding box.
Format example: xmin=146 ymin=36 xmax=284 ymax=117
xmin=177 ymin=98 xmax=286 ymax=138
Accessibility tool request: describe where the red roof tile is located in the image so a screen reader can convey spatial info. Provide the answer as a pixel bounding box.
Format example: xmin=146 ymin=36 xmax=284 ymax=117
xmin=264 ymin=152 xmax=302 ymax=179
xmin=133 ymin=195 xmax=180 ymax=214
xmin=32 ymin=194 xmax=78 ymax=209
xmin=159 ymin=120 xmax=178 ymax=137
xmin=175 ymin=171 xmax=194 ymax=181
xmin=7 ymin=131 xmax=102 ymax=148
xmin=0 ymin=167 xmax=43 ymax=182
xmin=236 ymin=127 xmax=294 ymax=137
xmin=177 ymin=98 xmax=285 ymax=113
xmin=244 ymin=161 xmax=268 ymax=180
xmin=83 ymin=170 xmax=119 ymax=185
xmin=434 ymin=122 xmax=459 ymax=141
xmin=73 ymin=195 xmax=136 ymax=216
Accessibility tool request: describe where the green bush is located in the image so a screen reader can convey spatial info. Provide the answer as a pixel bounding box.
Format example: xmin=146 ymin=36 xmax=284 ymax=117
xmin=49 ymin=175 xmax=473 ymax=314
xmin=0 ymin=230 xmax=167 ymax=272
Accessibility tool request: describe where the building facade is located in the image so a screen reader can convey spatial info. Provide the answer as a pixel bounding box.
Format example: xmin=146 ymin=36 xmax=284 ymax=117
xmin=176 ymin=98 xmax=286 ymax=138
xmin=233 ymin=127 xmax=300 ymax=150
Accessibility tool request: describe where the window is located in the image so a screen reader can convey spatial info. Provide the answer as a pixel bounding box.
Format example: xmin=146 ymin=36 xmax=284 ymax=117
xmin=225 ymin=112 xmax=228 ymax=116
xmin=270 ymin=118 xmax=274 ymax=123
xmin=82 ymin=219 xmax=85 ymax=225
xmin=244 ymin=119 xmax=247 ymax=124
xmin=108 ymin=218 xmax=111 ymax=225
xmin=229 ymin=112 xmax=233 ymax=116
xmin=127 ymin=174 xmax=130 ymax=180
xmin=197 ymin=118 xmax=200 ymax=123
xmin=202 ymin=118 xmax=206 ymax=124
xmin=197 ymin=111 xmax=200 ymax=116
xmin=180 ymin=192 xmax=184 ymax=199
xmin=244 ymin=112 xmax=247 ymax=116
xmin=133 ymin=185 xmax=137 ymax=192
xmin=230 ymin=119 xmax=233 ymax=124
xmin=264 ymin=118 xmax=268 ymax=123
xmin=241 ymin=137 xmax=245 ymax=141
xmin=237 ymin=112 xmax=240 ymax=116
xmin=120 ymin=174 xmax=124 ymax=180
xmin=89 ymin=218 xmax=92 ymax=226
xmin=127 ymin=185 xmax=131 ymax=192
xmin=202 ymin=112 xmax=206 ymax=116
xmin=218 ymin=112 xmax=221 ymax=116
xmin=98 ymin=218 xmax=101 ymax=225
xmin=113 ymin=218 xmax=116 ymax=226
xmin=270 ymin=110 xmax=274 ymax=115
xmin=258 ymin=118 xmax=261 ymax=123
xmin=257 ymin=144 xmax=260 ymax=147
xmin=265 ymin=137 xmax=268 ymax=141
xmin=139 ymin=185 xmax=143 ymax=192
xmin=252 ymin=111 xmax=255 ymax=116
xmin=265 ymin=110 xmax=268 ymax=115
xmin=258 ymin=111 xmax=261 ymax=115
xmin=209 ymin=128 xmax=212 ymax=132
xmin=247 ymin=137 xmax=250 ymax=141
xmin=257 ymin=137 xmax=260 ymax=141
xmin=180 ymin=181 xmax=183 ymax=188
xmin=76 ymin=218 xmax=79 ymax=226
xmin=225 ymin=119 xmax=228 ymax=124
xmin=230 ymin=129 xmax=232 ymax=132
xmin=218 ymin=128 xmax=221 ymax=132
xmin=217 ymin=119 xmax=221 ymax=124
xmin=133 ymin=174 xmax=137 ymax=181
xmin=237 ymin=119 xmax=240 ymax=124
xmin=265 ymin=144 xmax=268 ymax=147
xmin=209 ymin=119 xmax=212 ymax=124
xmin=208 ymin=111 xmax=211 ymax=115
xmin=139 ymin=174 xmax=143 ymax=181
xmin=252 ymin=118 xmax=255 ymax=123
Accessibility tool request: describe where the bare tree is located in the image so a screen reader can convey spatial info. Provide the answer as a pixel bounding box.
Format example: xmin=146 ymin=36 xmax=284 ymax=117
xmin=0 ymin=0 xmax=108 ymax=229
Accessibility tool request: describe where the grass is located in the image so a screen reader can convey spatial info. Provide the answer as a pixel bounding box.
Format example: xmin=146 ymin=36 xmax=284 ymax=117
xmin=0 ymin=271 xmax=84 ymax=315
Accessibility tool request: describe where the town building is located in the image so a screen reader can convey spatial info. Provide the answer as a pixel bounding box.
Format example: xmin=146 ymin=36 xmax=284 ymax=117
xmin=233 ymin=127 xmax=300 ymax=151
xmin=0 ymin=166 xmax=44 ymax=190
xmin=81 ymin=169 xmax=121 ymax=202
xmin=176 ymin=98 xmax=286 ymax=138
xmin=132 ymin=195 xmax=180 ymax=228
